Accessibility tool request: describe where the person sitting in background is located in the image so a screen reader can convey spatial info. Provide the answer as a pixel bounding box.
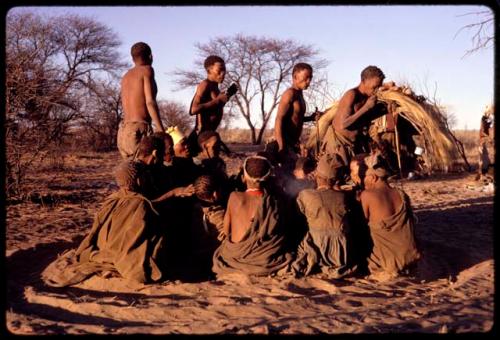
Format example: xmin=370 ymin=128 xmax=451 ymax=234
xmin=196 ymin=130 xmax=228 ymax=179
xmin=476 ymin=104 xmax=494 ymax=181
xmin=360 ymin=153 xmax=421 ymax=280
xmin=283 ymin=156 xmax=316 ymax=198
xmin=166 ymin=126 xmax=201 ymax=187
xmin=187 ymin=175 xmax=227 ymax=279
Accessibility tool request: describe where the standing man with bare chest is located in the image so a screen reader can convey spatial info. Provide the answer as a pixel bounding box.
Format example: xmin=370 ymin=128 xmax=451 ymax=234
xmin=188 ymin=55 xmax=237 ymax=155
xmin=117 ymin=42 xmax=165 ymax=159
xmin=323 ymin=66 xmax=385 ymax=166
xmin=274 ymin=63 xmax=320 ymax=171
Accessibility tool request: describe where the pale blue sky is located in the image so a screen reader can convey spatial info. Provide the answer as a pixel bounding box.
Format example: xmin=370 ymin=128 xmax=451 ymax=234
xmin=11 ymin=5 xmax=494 ymax=130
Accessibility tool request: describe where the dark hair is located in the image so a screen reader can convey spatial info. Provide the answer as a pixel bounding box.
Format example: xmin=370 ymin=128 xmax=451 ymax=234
xmin=293 ymin=63 xmax=313 ymax=75
xmin=360 ymin=65 xmax=385 ymax=81
xmin=194 ymin=175 xmax=219 ymax=202
xmin=137 ymin=135 xmax=165 ymax=158
xmin=131 ymin=42 xmax=152 ymax=62
xmin=114 ymin=160 xmax=143 ymax=191
xmin=152 ymin=131 xmax=173 ymax=149
xmin=204 ymin=55 xmax=225 ymax=70
xmin=245 ymin=157 xmax=271 ymax=179
xmin=295 ymin=156 xmax=316 ymax=174
xmin=197 ymin=130 xmax=219 ymax=147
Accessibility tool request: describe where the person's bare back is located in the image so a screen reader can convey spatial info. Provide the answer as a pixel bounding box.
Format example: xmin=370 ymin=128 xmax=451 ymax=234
xmin=360 ymin=186 xmax=403 ymax=223
xmin=121 ymin=65 xmax=157 ymax=123
xmin=224 ymin=191 xmax=262 ymax=243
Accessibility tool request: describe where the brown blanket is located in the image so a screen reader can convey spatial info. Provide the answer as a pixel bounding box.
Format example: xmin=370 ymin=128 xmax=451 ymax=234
xmin=212 ymin=192 xmax=293 ymax=277
xmin=367 ymin=189 xmax=421 ymax=274
xmin=42 ymin=190 xmax=166 ymax=287
xmin=292 ymin=189 xmax=352 ymax=277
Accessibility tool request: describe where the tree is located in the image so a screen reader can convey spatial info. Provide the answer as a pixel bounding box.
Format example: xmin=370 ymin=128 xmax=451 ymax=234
xmin=79 ymin=78 xmax=123 ymax=151
xmin=157 ymin=100 xmax=192 ymax=133
xmin=6 ymin=10 xmax=126 ymax=199
xmin=456 ymin=10 xmax=494 ymax=57
xmin=173 ymin=34 xmax=329 ymax=144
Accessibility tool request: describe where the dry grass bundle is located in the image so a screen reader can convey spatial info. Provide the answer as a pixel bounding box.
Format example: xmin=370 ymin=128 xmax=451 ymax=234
xmin=377 ymin=90 xmax=461 ymax=170
xmin=306 ymin=89 xmax=463 ymax=171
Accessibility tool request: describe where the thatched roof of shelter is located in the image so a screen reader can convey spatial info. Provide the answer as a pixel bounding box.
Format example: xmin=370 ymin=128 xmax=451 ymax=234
xmin=306 ymin=87 xmax=468 ymax=171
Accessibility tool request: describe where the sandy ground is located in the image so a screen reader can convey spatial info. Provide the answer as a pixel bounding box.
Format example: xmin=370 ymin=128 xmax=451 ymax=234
xmin=5 ymin=149 xmax=494 ymax=334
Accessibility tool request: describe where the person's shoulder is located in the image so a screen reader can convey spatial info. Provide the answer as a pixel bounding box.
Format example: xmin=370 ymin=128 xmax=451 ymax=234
xmin=229 ymin=191 xmax=245 ymax=202
xmin=281 ymin=87 xmax=295 ymax=99
xmin=138 ymin=65 xmax=154 ymax=76
xmin=196 ymin=79 xmax=210 ymax=92
xmin=341 ymin=88 xmax=357 ymax=100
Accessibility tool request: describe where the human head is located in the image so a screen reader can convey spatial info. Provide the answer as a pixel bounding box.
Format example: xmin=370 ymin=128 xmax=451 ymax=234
xmin=136 ymin=135 xmax=165 ymax=165
xmin=114 ymin=160 xmax=143 ymax=192
xmin=156 ymin=132 xmax=174 ymax=164
xmin=131 ymin=42 xmax=152 ymax=65
xmin=316 ymin=154 xmax=343 ymax=187
xmin=243 ymin=155 xmax=272 ymax=188
xmin=484 ymin=104 xmax=494 ymax=118
xmin=350 ymin=153 xmax=368 ymax=186
xmin=292 ymin=63 xmax=313 ymax=90
xmin=166 ymin=126 xmax=190 ymax=158
xmin=360 ymin=65 xmax=385 ymax=96
xmin=293 ymin=156 xmax=316 ymax=180
xmin=363 ymin=153 xmax=390 ymax=188
xmin=194 ymin=175 xmax=220 ymax=204
xmin=204 ymin=55 xmax=226 ymax=83
xmin=198 ymin=130 xmax=221 ymax=159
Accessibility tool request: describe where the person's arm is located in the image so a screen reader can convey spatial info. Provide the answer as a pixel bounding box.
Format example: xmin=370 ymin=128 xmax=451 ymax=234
xmin=274 ymin=89 xmax=293 ymax=151
xmin=360 ymin=191 xmax=370 ymax=221
xmin=303 ymin=107 xmax=322 ymax=122
xmin=190 ymin=81 xmax=229 ymax=116
xmin=151 ymin=184 xmax=194 ymax=203
xmin=143 ymin=67 xmax=165 ymax=132
xmin=222 ymin=193 xmax=233 ymax=237
xmin=337 ymin=90 xmax=377 ymax=131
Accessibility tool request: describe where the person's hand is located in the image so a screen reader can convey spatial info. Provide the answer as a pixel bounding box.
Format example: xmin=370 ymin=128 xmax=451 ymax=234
xmin=173 ymin=184 xmax=195 ymax=197
xmin=363 ymin=95 xmax=377 ymax=111
xmin=217 ymin=92 xmax=229 ymax=104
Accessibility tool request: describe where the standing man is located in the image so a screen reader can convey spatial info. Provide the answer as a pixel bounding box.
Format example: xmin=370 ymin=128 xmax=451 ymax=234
xmin=187 ymin=55 xmax=237 ymax=155
xmin=322 ymin=65 xmax=386 ymax=166
xmin=274 ymin=62 xmax=320 ymax=172
xmin=118 ymin=42 xmax=165 ymax=159
xmin=476 ymin=104 xmax=494 ymax=180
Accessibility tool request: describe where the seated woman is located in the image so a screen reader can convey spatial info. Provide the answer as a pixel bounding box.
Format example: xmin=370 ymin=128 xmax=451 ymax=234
xmin=360 ymin=153 xmax=421 ymax=280
xmin=212 ymin=156 xmax=293 ymax=277
xmin=292 ymin=154 xmax=356 ymax=278
xmin=42 ymin=135 xmax=178 ymax=286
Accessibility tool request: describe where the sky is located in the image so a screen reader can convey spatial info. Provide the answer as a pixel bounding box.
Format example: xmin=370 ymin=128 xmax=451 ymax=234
xmin=10 ymin=5 xmax=495 ymax=130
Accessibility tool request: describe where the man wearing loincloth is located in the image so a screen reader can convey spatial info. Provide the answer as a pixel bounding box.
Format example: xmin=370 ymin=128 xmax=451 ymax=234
xmin=322 ymin=65 xmax=386 ymax=167
xmin=212 ymin=156 xmax=293 ymax=276
xmin=117 ymin=42 xmax=165 ymax=159
xmin=273 ymin=63 xmax=321 ymax=172
xmin=360 ymin=153 xmax=421 ymax=280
